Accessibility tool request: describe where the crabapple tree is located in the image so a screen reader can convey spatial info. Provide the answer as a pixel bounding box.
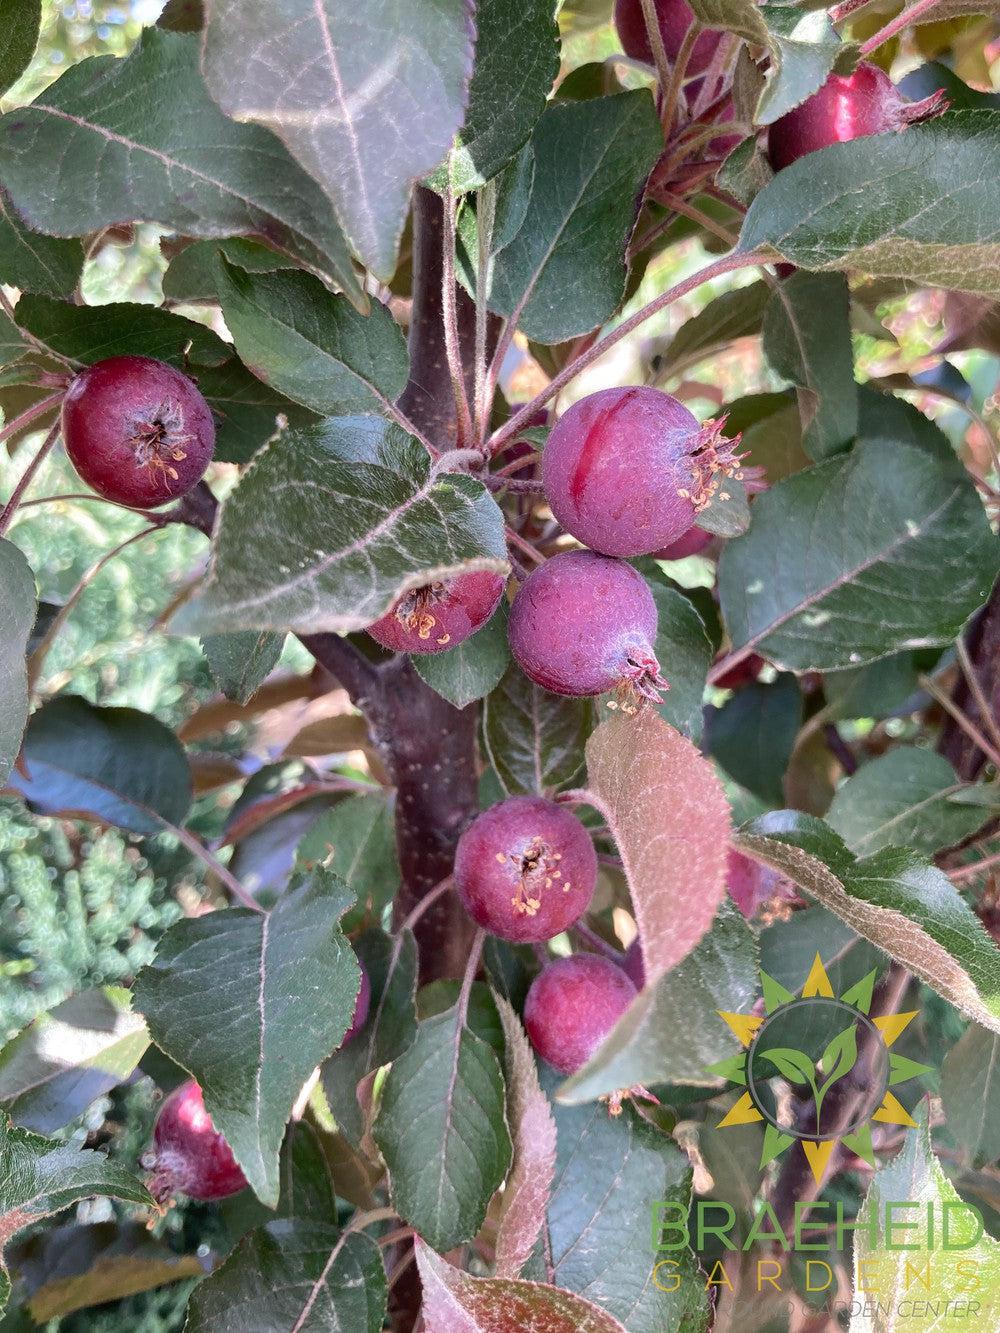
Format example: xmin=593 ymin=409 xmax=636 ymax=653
xmin=0 ymin=2 xmax=998 ymax=1331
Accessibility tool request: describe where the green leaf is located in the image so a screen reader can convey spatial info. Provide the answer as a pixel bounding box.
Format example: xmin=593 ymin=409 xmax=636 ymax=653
xmin=660 ymin=280 xmax=770 ymax=377
xmin=214 ymin=259 xmax=409 ymax=418
xmin=739 ymin=111 xmax=1000 ymax=296
xmin=490 ymin=92 xmax=662 ymax=343
xmin=373 ymin=1004 xmax=512 ymax=1253
xmin=648 ymin=579 xmax=713 ymax=742
xmin=202 ymin=630 xmax=285 ymax=705
xmin=708 ymin=674 xmax=802 ymax=807
xmin=736 ymin=812 xmax=1000 ymax=1035
xmin=175 ymin=420 xmax=509 ymax=636
xmin=296 ymin=794 xmax=401 ymax=925
xmin=852 ymin=1106 xmax=1000 ymax=1327
xmin=761 ymin=271 xmax=858 ymax=460
xmin=542 ymin=1065 xmax=708 ymax=1332
xmin=0 ymin=988 xmax=148 ymax=1134
xmin=186 ymin=1220 xmax=387 ymax=1332
xmin=755 ymin=8 xmax=853 ymax=127
xmin=201 ymin=0 xmax=476 ymax=279
xmin=133 ymin=867 xmax=360 ymax=1207
xmin=157 ymin=0 xmax=202 ymax=31
xmin=0 ymin=29 xmax=359 ymax=299
xmin=15 ymin=294 xmax=229 ymax=368
xmin=0 ymin=0 xmax=40 ymax=98
xmin=558 ymin=903 xmax=759 ymax=1104
xmin=483 ymin=664 xmax=590 ymax=796
xmin=0 ymin=193 xmax=82 ymax=298
xmin=415 ymin=1237 xmax=630 ymax=1333
xmin=942 ymin=1024 xmax=1000 ymax=1167
xmin=686 ymin=0 xmax=768 ymax=45
xmin=0 ymin=539 xmax=35 ymax=788
xmin=12 ymin=695 xmax=192 ymax=835
xmin=427 ymin=0 xmax=560 ymax=193
xmin=817 ymin=1023 xmax=858 ymax=1096
xmin=182 ymin=357 xmax=319 ymax=466
xmin=586 ymin=711 xmax=732 ymax=986
xmin=413 ymin=604 xmax=510 ymax=709
xmin=319 ymin=926 xmax=417 ymax=1146
xmin=0 ymin=1115 xmax=152 ymax=1313
xmin=718 ymin=437 xmax=1000 ymax=671
xmin=827 ymin=748 xmax=989 ymax=857
xmin=0 ymin=309 xmax=29 ymax=367
xmin=162 ymin=236 xmax=294 ymax=303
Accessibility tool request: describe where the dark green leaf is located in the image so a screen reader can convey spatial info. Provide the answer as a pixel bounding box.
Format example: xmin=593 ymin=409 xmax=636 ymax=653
xmin=739 ymin=111 xmax=1000 ymax=295
xmin=0 ymin=194 xmax=82 ymax=298
xmin=174 ymin=421 xmax=509 ymax=636
xmin=162 ymin=236 xmax=293 ymax=303
xmin=490 ymin=93 xmax=662 ymax=343
xmin=373 ymin=1005 xmax=512 ymax=1253
xmin=761 ymin=271 xmax=858 ymax=459
xmin=0 ymin=30 xmax=359 ymax=299
xmin=133 ymin=867 xmax=360 ymax=1207
xmin=186 ymin=1220 xmax=386 ymax=1332
xmin=15 ymin=294 xmax=229 ymax=368
xmin=708 ymin=674 xmax=802 ymax=807
xmin=736 ymin=812 xmax=1000 ymax=1034
xmin=647 ymin=579 xmax=712 ymax=742
xmin=0 ymin=988 xmax=148 ymax=1134
xmin=0 ymin=0 xmax=40 ymax=98
xmin=215 ymin=259 xmax=409 ymax=418
xmin=418 ymin=980 xmax=504 ymax=1057
xmin=202 ymin=631 xmax=285 ymax=705
xmin=12 ymin=695 xmax=192 ymax=835
xmin=157 ymin=0 xmax=202 ymax=31
xmin=558 ymin=903 xmax=759 ymax=1104
xmin=413 ymin=604 xmax=510 ymax=709
xmin=483 ymin=664 xmax=590 ymax=796
xmin=942 ymin=1025 xmax=1000 ymax=1167
xmin=827 ymin=748 xmax=989 ymax=856
xmin=189 ymin=356 xmax=319 ymax=466
xmin=755 ymin=7 xmax=853 ymax=126
xmin=718 ymin=437 xmax=999 ymax=671
xmin=320 ymin=926 xmax=417 ymax=1145
xmin=428 ymin=0 xmax=559 ymax=193
xmin=543 ymin=1066 xmax=708 ymax=1332
xmin=0 ymin=310 xmax=29 ymax=367
xmin=660 ymin=280 xmax=770 ymax=376
xmin=717 ymin=137 xmax=772 ymax=208
xmin=0 ymin=539 xmax=35 ymax=788
xmin=201 ymin=0 xmax=476 ymax=279
xmin=296 ymin=794 xmax=400 ymax=924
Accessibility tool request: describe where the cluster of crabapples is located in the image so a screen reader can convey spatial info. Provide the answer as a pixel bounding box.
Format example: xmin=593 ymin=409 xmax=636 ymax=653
xmin=63 ymin=29 xmax=938 ymax=1201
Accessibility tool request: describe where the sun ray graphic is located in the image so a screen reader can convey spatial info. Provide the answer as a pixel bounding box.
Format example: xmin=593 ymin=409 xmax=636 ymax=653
xmin=710 ymin=954 xmax=930 ymax=1186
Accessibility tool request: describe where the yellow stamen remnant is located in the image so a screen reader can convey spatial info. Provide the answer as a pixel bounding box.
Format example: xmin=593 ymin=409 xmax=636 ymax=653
xmin=394 ymin=582 xmax=448 ymax=640
xmin=508 ymin=835 xmax=566 ymax=918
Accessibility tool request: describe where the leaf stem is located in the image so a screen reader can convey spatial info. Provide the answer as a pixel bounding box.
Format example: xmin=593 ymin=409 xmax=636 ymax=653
xmin=166 ymin=820 xmax=263 ymax=913
xmin=955 ymin=637 xmax=1000 ymax=769
xmin=949 ymin=847 xmax=1000 ymax=884
xmin=829 ymin=0 xmax=873 ymax=21
xmin=859 ymin=0 xmax=940 ymax=54
xmin=398 ymin=875 xmax=454 ymax=935
xmin=920 ymin=673 xmax=1000 ymax=775
xmin=639 ymin=0 xmax=680 ymax=124
xmin=474 ymin=178 xmax=497 ymax=441
xmin=0 ymin=417 xmax=63 ymax=536
xmin=487 ymin=249 xmax=763 ymax=456
xmin=456 ymin=928 xmax=485 ymax=1028
xmin=658 ymin=16 xmax=701 ymax=134
xmin=442 ymin=163 xmax=476 ymax=448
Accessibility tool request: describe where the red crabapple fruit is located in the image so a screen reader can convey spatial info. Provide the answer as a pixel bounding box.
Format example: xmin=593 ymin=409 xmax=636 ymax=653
xmin=542 ymin=387 xmax=744 ymax=557
xmin=524 ymin=955 xmax=636 ymax=1075
xmin=343 ymin=958 xmax=371 ymax=1044
xmin=767 ymin=62 xmax=947 ymax=173
xmin=508 ymin=550 xmax=668 ymax=706
xmin=454 ymin=795 xmax=597 ymax=943
xmin=654 ymin=525 xmax=713 ymax=560
xmin=622 ymin=937 xmax=645 ymax=990
xmin=614 ymin=0 xmax=722 ymax=79
xmin=143 ymin=1079 xmax=247 ymax=1203
xmin=61 ymin=355 xmax=215 ymax=508
xmin=366 ymin=571 xmax=505 ymax=655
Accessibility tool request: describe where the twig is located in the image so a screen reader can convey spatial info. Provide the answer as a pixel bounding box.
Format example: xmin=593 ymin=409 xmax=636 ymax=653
xmin=571 ymin=921 xmax=625 ymax=961
xmin=166 ymin=820 xmax=262 ymax=912
xmin=442 ymin=163 xmax=475 ymax=447
xmin=0 ymin=418 xmax=62 ymax=536
xmin=823 ymin=723 xmax=858 ymax=776
xmin=487 ymin=250 xmax=763 ymax=456
xmin=956 ymin=638 xmax=1000 ymax=767
xmin=506 ymin=525 xmax=545 ymax=566
xmin=949 ymin=849 xmax=1000 ymax=884
xmin=921 ymin=673 xmax=1000 ymax=775
xmin=859 ymin=0 xmax=940 ymax=53
xmin=0 ymin=391 xmax=62 ymax=450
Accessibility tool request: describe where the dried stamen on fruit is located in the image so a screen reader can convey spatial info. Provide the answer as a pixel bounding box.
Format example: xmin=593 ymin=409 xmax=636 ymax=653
xmin=677 ymin=416 xmax=746 ymax=515
xmin=609 ymin=651 xmax=670 ymax=713
xmin=394 ymin=582 xmax=447 ymax=639
xmin=128 ymin=398 xmax=195 ymax=488
xmin=602 ymin=1084 xmax=660 ymax=1117
xmin=508 ymin=836 xmax=567 ymax=917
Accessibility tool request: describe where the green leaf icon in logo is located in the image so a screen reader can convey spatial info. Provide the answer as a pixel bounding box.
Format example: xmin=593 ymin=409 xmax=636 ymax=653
xmin=759 ymin=1024 xmax=858 ymax=1133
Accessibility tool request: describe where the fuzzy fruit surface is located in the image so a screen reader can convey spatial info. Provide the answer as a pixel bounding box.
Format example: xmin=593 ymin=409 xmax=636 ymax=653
xmin=542 ymin=386 xmax=741 ymax=557
xmin=614 ymin=0 xmax=722 ymax=78
xmin=454 ymin=795 xmax=597 ymax=943
xmin=654 ymin=525 xmax=713 ymax=560
xmin=524 ymin=954 xmax=637 ymax=1074
xmin=727 ymin=849 xmax=796 ymax=919
xmin=508 ymin=549 xmax=667 ymax=702
xmin=367 ymin=571 xmax=505 ymax=655
xmin=767 ymin=63 xmax=933 ymax=172
xmin=343 ymin=958 xmax=371 ymax=1044
xmin=146 ymin=1079 xmax=247 ymax=1203
xmin=62 ymin=356 xmax=215 ymax=508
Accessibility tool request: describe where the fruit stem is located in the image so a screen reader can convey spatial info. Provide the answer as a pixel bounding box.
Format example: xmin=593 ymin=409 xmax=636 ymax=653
xmin=488 ymin=249 xmax=765 ymax=456
xmin=859 ymin=0 xmax=941 ymax=54
xmin=0 ymin=416 xmax=62 ymax=536
xmin=456 ymin=928 xmax=485 ymax=1028
xmin=571 ymin=921 xmax=626 ymax=962
xmin=442 ymin=161 xmax=476 ymax=449
xmin=474 ymin=177 xmax=498 ymax=441
xmin=658 ymin=15 xmax=702 ymax=135
xmin=506 ymin=524 xmax=546 ymax=567
xmin=638 ymin=0 xmax=680 ymax=124
xmin=828 ymin=0 xmax=872 ymax=21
